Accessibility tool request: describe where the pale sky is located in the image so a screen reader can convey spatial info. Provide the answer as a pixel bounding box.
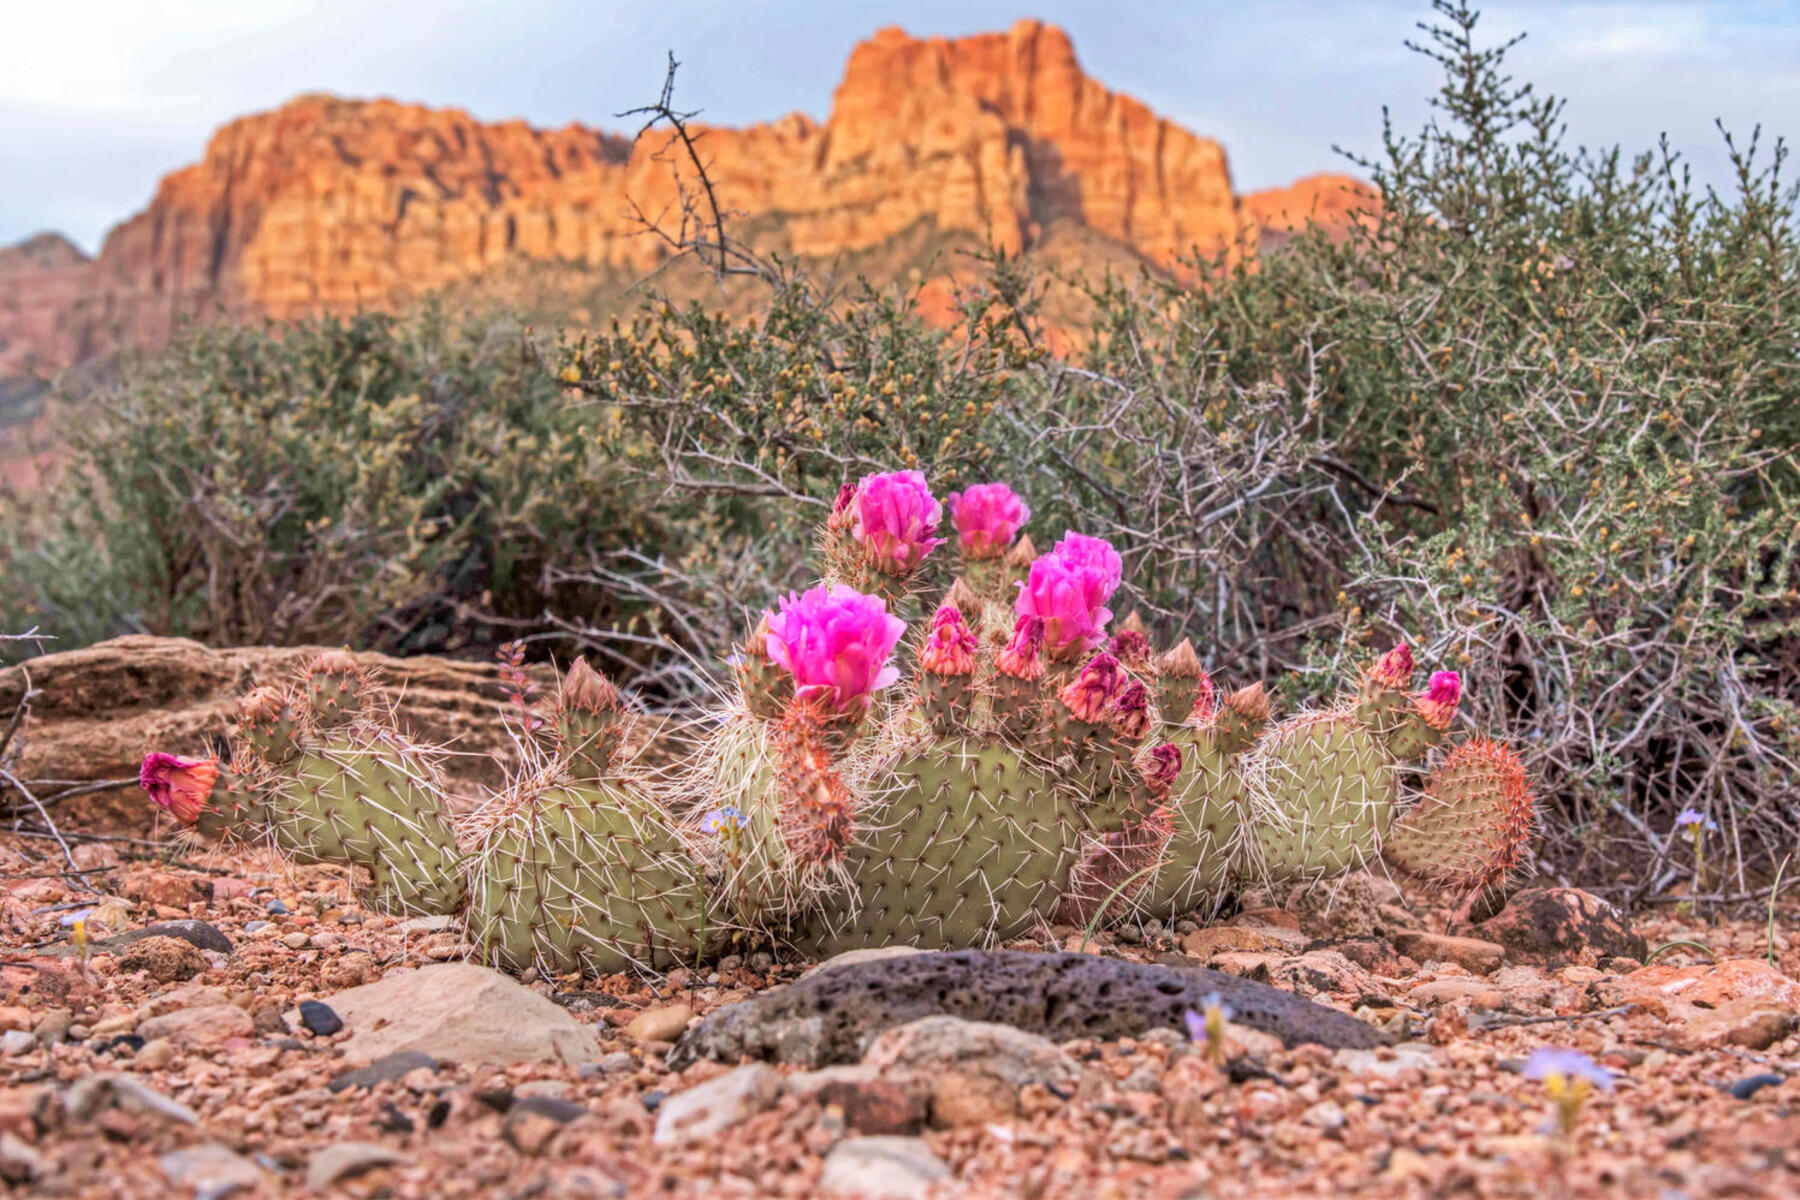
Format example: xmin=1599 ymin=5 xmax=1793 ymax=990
xmin=3 ymin=1 xmax=1796 ymax=253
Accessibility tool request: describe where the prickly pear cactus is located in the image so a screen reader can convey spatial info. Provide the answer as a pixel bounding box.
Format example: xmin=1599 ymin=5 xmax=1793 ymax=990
xmin=137 ymin=469 xmax=1543 ymax=981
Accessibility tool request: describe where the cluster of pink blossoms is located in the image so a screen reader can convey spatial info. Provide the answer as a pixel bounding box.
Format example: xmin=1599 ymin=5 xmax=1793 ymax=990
xmin=763 ymin=584 xmax=906 ymax=718
xmin=1015 ymin=532 xmax=1124 ymax=660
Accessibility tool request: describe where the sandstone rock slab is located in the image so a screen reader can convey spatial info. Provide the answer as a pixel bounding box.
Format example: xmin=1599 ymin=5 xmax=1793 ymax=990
xmin=325 ymin=963 xmax=602 ymax=1066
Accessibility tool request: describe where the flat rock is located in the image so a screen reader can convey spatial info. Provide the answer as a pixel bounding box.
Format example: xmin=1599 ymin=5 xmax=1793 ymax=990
xmin=159 ymin=1143 xmax=264 ymax=1195
xmin=802 ymin=946 xmax=928 ymax=978
xmin=63 ymin=1073 xmax=198 ymax=1124
xmin=652 ymin=1063 xmax=783 ymax=1147
xmin=1182 ymin=925 xmax=1308 ymax=958
xmin=328 ymin=1050 xmax=440 ymax=1092
xmin=136 ymin=1004 xmax=253 ymax=1048
xmin=669 ymin=950 xmax=1385 ymax=1070
xmin=0 ymin=634 xmax=551 ymax=790
xmin=1475 ymin=889 xmax=1644 ymax=965
xmin=819 ymin=1136 xmax=951 ymax=1199
xmin=865 ymin=1017 xmax=1089 ymax=1128
xmin=1606 ymin=958 xmax=1800 ymax=1018
xmin=305 ymin=1142 xmax=411 ymax=1191
xmin=324 ymin=963 xmax=602 ymax=1066
xmin=1392 ymin=931 xmax=1505 ymax=975
xmin=1680 ymin=999 xmax=1798 ymax=1051
xmin=626 ymin=1004 xmax=694 ymax=1044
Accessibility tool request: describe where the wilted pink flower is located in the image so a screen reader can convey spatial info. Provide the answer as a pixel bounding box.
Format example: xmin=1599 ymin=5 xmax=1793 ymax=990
xmin=1143 ymin=743 xmax=1183 ymax=791
xmin=920 ymin=605 xmax=979 ymax=676
xmin=1059 ymin=652 xmax=1126 ymax=724
xmin=1370 ymin=643 xmax=1414 ymax=689
xmin=1015 ymin=532 xmax=1123 ymax=660
xmin=1109 ymin=629 xmax=1151 ymax=669
xmin=1110 ymin=679 xmax=1151 ymax=740
xmin=852 ymin=470 xmax=944 ymax=574
xmin=1416 ymin=670 xmax=1463 ymax=729
xmin=947 ymin=483 xmax=1030 ymax=560
xmin=1191 ymin=671 xmax=1218 ymax=723
xmin=139 ymin=753 xmax=220 ymax=824
xmin=995 ymin=615 xmax=1045 ymax=681
xmin=764 ymin=585 xmax=907 ymax=717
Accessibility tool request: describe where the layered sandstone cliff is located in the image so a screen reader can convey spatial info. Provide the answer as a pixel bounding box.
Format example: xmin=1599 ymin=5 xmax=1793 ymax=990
xmin=4 ymin=20 xmax=1366 ymax=379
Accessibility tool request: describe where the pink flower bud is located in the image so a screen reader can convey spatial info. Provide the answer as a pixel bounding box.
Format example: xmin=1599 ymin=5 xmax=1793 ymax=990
xmin=1059 ymin=652 xmax=1125 ymax=724
xmin=920 ymin=605 xmax=979 ymax=676
xmin=1370 ymin=643 xmax=1414 ymax=689
xmin=946 ymin=482 xmax=1031 ymax=560
xmin=139 ymin=753 xmax=220 ymax=825
xmin=996 ymin=614 xmax=1045 ymax=681
xmin=1191 ymin=671 xmax=1218 ymax=722
xmin=852 ymin=469 xmax=945 ymax=574
xmin=827 ymin=481 xmax=856 ymax=531
xmin=764 ymin=584 xmax=907 ymax=718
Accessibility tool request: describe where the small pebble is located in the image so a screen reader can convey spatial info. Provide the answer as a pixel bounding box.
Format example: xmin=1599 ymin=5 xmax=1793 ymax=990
xmin=298 ymin=1000 xmax=343 ymax=1037
xmin=265 ymin=899 xmax=291 ymax=916
xmin=244 ymin=921 xmax=270 ymax=934
xmin=640 ymin=1090 xmax=667 ymax=1111
xmin=281 ymin=932 xmax=309 ymax=950
xmin=2 ymin=1030 xmax=36 ymax=1056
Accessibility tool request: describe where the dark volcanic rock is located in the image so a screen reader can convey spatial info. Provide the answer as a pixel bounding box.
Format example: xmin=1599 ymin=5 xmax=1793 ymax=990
xmin=107 ymin=921 xmax=234 ymax=957
xmin=669 ymin=950 xmax=1387 ymax=1069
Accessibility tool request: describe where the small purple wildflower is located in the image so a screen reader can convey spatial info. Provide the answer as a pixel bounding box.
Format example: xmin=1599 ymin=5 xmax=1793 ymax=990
xmin=1184 ymin=991 xmax=1234 ymax=1065
xmin=701 ymin=806 xmax=750 ymax=834
xmin=1522 ymin=1047 xmax=1613 ymax=1090
xmin=1674 ymin=807 xmax=1719 ymax=833
xmin=1522 ymin=1047 xmax=1612 ymax=1137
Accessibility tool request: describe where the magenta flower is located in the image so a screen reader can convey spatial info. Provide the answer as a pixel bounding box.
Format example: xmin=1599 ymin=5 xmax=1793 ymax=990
xmin=1416 ymin=669 xmax=1462 ymax=729
xmin=764 ymin=585 xmax=907 ymax=717
xmin=852 ymin=470 xmax=945 ymax=575
xmin=139 ymin=753 xmax=220 ymax=825
xmin=1050 ymin=532 xmax=1123 ymax=596
xmin=995 ymin=614 xmax=1046 ymax=681
xmin=947 ymin=482 xmax=1030 ymax=560
xmin=1014 ymin=532 xmax=1123 ymax=660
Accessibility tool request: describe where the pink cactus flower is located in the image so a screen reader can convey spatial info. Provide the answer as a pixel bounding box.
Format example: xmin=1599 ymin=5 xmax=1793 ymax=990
xmin=139 ymin=753 xmax=220 ymax=824
xmin=1050 ymin=532 xmax=1123 ymax=598
xmin=1059 ymin=652 xmax=1126 ymax=724
xmin=1108 ymin=629 xmax=1151 ymax=668
xmin=764 ymin=584 xmax=907 ymax=717
xmin=1015 ymin=532 xmax=1124 ymax=660
xmin=996 ymin=614 xmax=1046 ymax=681
xmin=947 ymin=483 xmax=1031 ymax=560
xmin=920 ymin=605 xmax=979 ymax=676
xmin=1416 ymin=670 xmax=1463 ymax=729
xmin=851 ymin=470 xmax=945 ymax=574
xmin=1370 ymin=643 xmax=1414 ymax=689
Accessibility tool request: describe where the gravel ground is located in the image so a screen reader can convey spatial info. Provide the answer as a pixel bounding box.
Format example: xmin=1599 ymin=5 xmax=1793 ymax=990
xmin=3 ymin=829 xmax=1797 ymax=1199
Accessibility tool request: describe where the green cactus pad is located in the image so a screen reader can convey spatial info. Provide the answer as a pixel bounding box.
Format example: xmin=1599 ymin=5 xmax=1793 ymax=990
xmin=274 ymin=730 xmax=465 ymax=914
xmin=795 ymin=739 xmax=1088 ymax=955
xmin=467 ymin=775 xmax=710 ymax=974
xmin=1140 ymin=728 xmax=1245 ymax=918
xmin=1242 ymin=710 xmax=1396 ymax=883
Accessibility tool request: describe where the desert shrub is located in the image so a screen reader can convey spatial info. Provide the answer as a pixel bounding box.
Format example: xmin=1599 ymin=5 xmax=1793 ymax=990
xmin=0 ymin=309 xmax=669 ymax=665
xmin=1020 ymin=1 xmax=1799 ymax=886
